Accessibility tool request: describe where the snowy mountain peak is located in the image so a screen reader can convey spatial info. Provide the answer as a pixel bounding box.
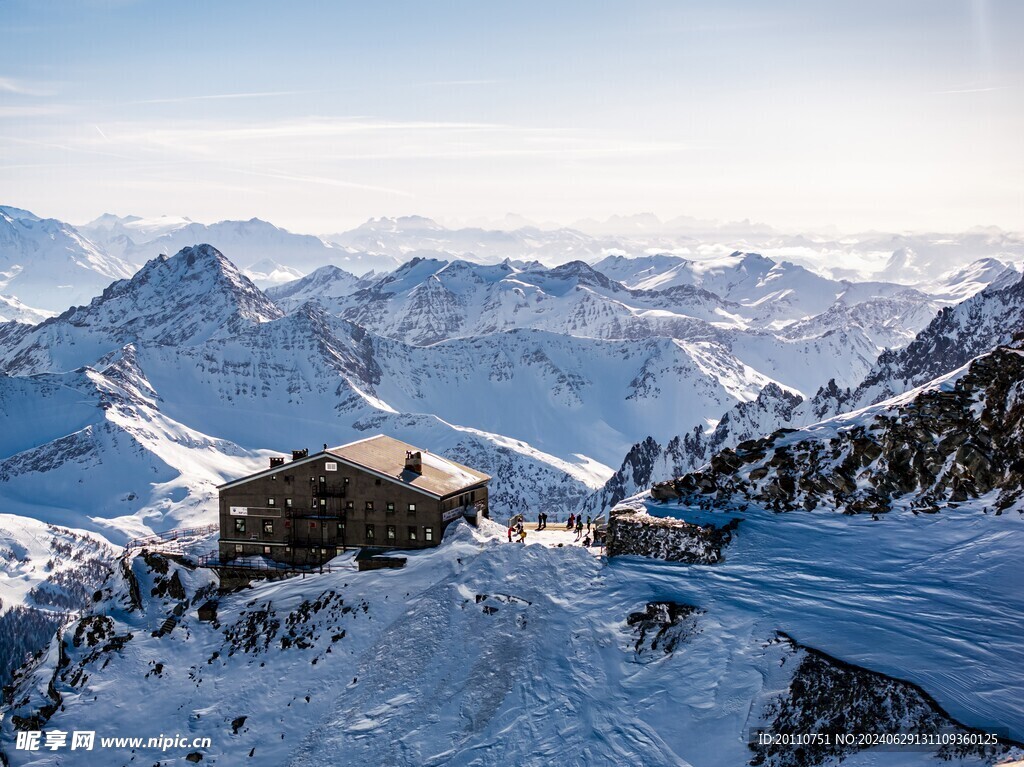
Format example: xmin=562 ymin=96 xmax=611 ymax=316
xmin=0 ymin=205 xmax=42 ymax=222
xmin=0 ymin=244 xmax=282 ymax=376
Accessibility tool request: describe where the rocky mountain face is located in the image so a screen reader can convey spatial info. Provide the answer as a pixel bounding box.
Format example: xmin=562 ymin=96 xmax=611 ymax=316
xmin=0 ymin=515 xmax=114 ymax=688
xmin=750 ymin=634 xmax=1018 ymax=767
xmin=580 ymin=383 xmax=805 ymax=516
xmin=811 ymin=271 xmax=1024 ymax=419
xmin=652 ymin=344 xmax=1024 ymax=516
xmin=0 ymin=244 xmax=282 ymax=377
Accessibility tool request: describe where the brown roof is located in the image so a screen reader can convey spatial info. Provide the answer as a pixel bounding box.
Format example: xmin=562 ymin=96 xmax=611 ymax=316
xmin=328 ymin=434 xmax=489 ymax=498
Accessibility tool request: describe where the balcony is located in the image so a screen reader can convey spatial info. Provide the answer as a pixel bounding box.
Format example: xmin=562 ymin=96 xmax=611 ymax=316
xmin=311 ymin=482 xmax=347 ymax=499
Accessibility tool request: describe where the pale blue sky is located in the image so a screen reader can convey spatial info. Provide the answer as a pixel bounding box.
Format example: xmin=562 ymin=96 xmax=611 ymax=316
xmin=2 ymin=0 xmax=1022 ymax=233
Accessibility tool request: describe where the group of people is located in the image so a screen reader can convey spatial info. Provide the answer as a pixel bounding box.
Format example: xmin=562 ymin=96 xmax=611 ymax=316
xmin=565 ymin=513 xmax=593 ymax=538
xmin=507 ymin=521 xmax=528 ymax=543
xmin=505 ymin=512 xmax=603 ymax=548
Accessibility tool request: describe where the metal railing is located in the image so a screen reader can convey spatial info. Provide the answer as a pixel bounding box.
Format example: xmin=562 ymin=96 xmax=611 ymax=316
xmin=193 ymin=552 xmax=340 ymax=574
xmin=124 ymin=524 xmax=219 ymax=552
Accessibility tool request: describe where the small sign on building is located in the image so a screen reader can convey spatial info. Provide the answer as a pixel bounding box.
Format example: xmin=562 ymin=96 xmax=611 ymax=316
xmin=229 ymin=506 xmax=249 ymax=516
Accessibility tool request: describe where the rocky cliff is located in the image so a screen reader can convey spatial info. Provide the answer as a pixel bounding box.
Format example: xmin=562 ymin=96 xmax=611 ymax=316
xmin=652 ymin=344 xmax=1024 ymax=515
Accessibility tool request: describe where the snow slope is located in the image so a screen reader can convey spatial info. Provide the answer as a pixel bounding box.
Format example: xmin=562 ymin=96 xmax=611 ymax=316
xmin=2 ymin=511 xmax=1020 ymax=766
xmin=0 ymin=208 xmax=134 ymax=313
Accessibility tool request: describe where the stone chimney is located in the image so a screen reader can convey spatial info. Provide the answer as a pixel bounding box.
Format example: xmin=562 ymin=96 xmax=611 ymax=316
xmin=405 ymin=450 xmax=423 ymax=474
xmin=269 ymin=456 xmax=285 ymax=468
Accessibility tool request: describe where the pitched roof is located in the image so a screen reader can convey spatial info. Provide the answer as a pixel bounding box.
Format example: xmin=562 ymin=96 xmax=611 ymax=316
xmin=327 ymin=434 xmax=490 ymax=498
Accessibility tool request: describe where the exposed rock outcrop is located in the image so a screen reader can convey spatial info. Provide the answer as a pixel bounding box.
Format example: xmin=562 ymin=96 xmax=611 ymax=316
xmin=750 ymin=633 xmax=1022 ymax=767
xmin=653 ymin=345 xmax=1024 ymax=515
xmin=626 ymin=602 xmax=703 ymax=654
xmin=606 ymin=506 xmax=739 ymax=563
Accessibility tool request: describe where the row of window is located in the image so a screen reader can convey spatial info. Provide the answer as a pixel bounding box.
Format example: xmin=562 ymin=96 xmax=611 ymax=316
xmin=232 ymin=518 xmax=433 ymax=542
xmin=261 ymin=498 xmax=417 ymax=512
xmin=365 ymin=524 xmax=433 ymax=542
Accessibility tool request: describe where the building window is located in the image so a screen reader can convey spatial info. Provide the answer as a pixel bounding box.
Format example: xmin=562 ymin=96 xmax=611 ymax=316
xmin=386 ymin=501 xmax=395 ymax=513
xmin=366 ymin=524 xmax=375 ymax=540
xmin=263 ymin=519 xmax=274 ymax=535
xmin=365 ymin=501 xmax=374 ymax=511
xmin=319 ymin=498 xmax=327 ymax=507
xmin=234 ymin=518 xmax=246 ymax=534
xmin=424 ymin=527 xmax=434 ymax=542
xmin=408 ymin=503 xmax=416 ymax=513
xmin=336 ymin=547 xmax=344 ymax=556
xmin=345 ymin=500 xmax=354 ymax=510
xmin=375 ymin=478 xmax=382 ymax=485
xmin=285 ymin=498 xmax=293 ymax=508
xmin=284 ymin=475 xmax=294 ymax=483
xmin=408 ymin=526 xmax=418 ymax=541
xmin=311 ymin=498 xmax=317 ymax=508
xmin=234 ymin=543 xmax=243 ymax=553
xmin=387 ymin=525 xmax=396 ymax=541
xmin=271 ymin=475 xmax=277 ymax=481
xmin=337 ymin=522 xmax=345 ymax=536
xmin=263 ymin=546 xmax=271 ymax=555
xmin=267 ymin=497 xmax=275 ymax=506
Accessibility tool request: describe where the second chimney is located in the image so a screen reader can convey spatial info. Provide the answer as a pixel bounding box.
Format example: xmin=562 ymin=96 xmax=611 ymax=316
xmin=405 ymin=450 xmax=423 ymax=474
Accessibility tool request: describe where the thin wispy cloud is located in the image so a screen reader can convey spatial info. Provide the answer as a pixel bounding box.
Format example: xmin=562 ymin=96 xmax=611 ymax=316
xmin=931 ymin=85 xmax=1010 ymax=95
xmin=0 ymin=105 xmax=69 ymax=117
xmin=129 ymin=90 xmax=317 ymax=105
xmin=420 ymin=79 xmax=502 ymax=87
xmin=0 ymin=76 xmax=53 ymax=97
xmin=225 ymin=167 xmax=413 ymax=198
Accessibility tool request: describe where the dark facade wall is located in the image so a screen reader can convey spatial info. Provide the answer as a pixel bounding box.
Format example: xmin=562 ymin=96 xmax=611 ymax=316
xmin=218 ymin=454 xmax=489 ymax=565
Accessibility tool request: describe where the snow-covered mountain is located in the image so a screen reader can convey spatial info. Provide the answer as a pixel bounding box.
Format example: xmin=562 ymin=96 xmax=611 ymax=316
xmin=327 ymin=215 xmax=646 ymax=266
xmin=811 ymin=270 xmax=1024 ymax=419
xmin=652 ymin=341 xmax=1024 ymax=516
xmin=264 ymin=264 xmax=371 ymax=310
xmin=0 ymin=294 xmax=52 ymax=324
xmin=0 ymin=207 xmax=135 ymax=313
xmin=0 ymin=242 xmax=883 ymax=549
xmin=0 ymin=214 xmax=1022 ymax=766
xmin=79 ymin=214 xmax=401 ymax=280
xmin=581 ymin=382 xmax=806 ymax=517
xmin=306 ymin=256 xmax=932 ymax=396
xmin=0 ymin=244 xmax=281 ymax=377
